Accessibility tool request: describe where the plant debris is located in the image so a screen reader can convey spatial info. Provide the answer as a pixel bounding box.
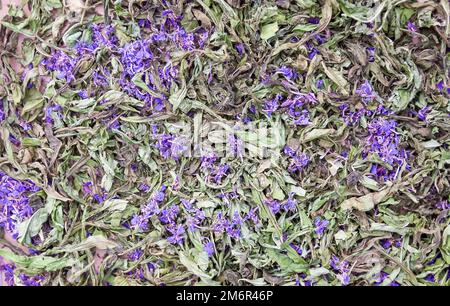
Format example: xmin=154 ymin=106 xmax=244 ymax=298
xmin=0 ymin=0 xmax=449 ymax=286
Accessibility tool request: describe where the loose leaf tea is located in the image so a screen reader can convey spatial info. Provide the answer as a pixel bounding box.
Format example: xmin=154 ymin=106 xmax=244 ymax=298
xmin=0 ymin=0 xmax=449 ymax=286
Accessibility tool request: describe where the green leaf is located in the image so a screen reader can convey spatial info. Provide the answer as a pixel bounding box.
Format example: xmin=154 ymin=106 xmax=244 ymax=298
xmin=0 ymin=249 xmax=75 ymax=272
xmin=61 ymin=235 xmax=119 ymax=252
xmin=17 ymin=208 xmax=49 ymax=245
xmin=267 ymin=249 xmax=308 ymax=273
xmin=302 ymin=129 xmax=335 ymax=143
xmin=179 ymin=252 xmax=214 ymax=280
xmin=341 ymin=186 xmax=395 ymax=211
xmin=441 ymin=225 xmax=450 ymax=264
xmin=421 ymin=140 xmax=441 ymax=149
xmin=0 ymin=21 xmax=35 ymax=36
xmin=169 ymin=83 xmax=187 ymax=111
xmin=293 ymin=24 xmax=319 ymax=33
xmin=290 ymin=185 xmax=306 ymax=197
xmin=260 ymin=22 xmax=279 ymax=40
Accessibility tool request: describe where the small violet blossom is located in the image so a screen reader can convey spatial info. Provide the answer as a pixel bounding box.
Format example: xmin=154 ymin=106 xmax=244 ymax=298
xmin=314 ymin=217 xmax=329 ymax=236
xmin=0 ymin=172 xmax=40 ymax=237
xmin=355 ymin=80 xmax=377 ymax=103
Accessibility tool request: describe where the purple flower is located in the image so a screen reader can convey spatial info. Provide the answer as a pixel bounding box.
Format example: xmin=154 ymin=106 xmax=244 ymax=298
xmin=137 ymin=19 xmax=151 ymax=28
xmin=226 ymin=211 xmax=242 ymax=238
xmin=372 ymin=271 xmax=386 ymax=284
xmin=159 ymin=204 xmax=179 ymax=224
xmin=18 ymin=273 xmax=45 ymax=286
xmin=436 ymin=81 xmax=444 ymax=92
xmin=263 ymin=94 xmax=282 ymax=117
xmin=290 ymin=243 xmax=302 ymax=255
xmin=339 ymin=104 xmax=364 ymax=126
xmin=374 ymin=271 xmax=399 ymax=286
xmin=166 ymin=224 xmax=185 ymax=245
xmin=93 ymin=192 xmax=107 ymax=204
xmin=151 ymin=32 xmax=168 ymax=43
xmin=153 ymin=185 xmax=167 ymax=203
xmin=0 ymin=99 xmax=5 ymax=122
xmin=130 ymin=214 xmax=149 ymax=231
xmin=314 ymin=216 xmax=329 ymax=236
xmin=28 ymin=248 xmax=40 ymax=255
xmin=416 ymin=106 xmax=430 ymax=121
xmin=330 ymin=255 xmax=351 ymax=285
xmin=82 ymin=182 xmax=93 ymax=195
xmin=153 ymin=132 xmax=188 ymax=160
xmin=281 ymin=94 xmax=315 ymax=125
xmin=8 ymin=134 xmax=20 ymax=146
xmin=315 ymin=34 xmax=326 ymax=45
xmin=235 ymin=43 xmax=245 ymax=55
xmin=203 ymin=241 xmax=214 ymax=257
xmin=90 ymin=23 xmax=118 ymax=48
xmin=228 ymin=134 xmax=244 ymax=157
xmin=128 ymin=249 xmax=143 ymax=261
xmin=288 ymin=153 xmax=310 ymax=173
xmin=78 ymin=90 xmax=89 ymax=99
xmin=217 ymin=189 xmax=239 ymax=206
xmin=296 ymin=273 xmax=313 ymax=286
xmin=138 ymin=183 xmax=150 ymax=192
xmin=181 ymin=198 xmax=195 ymax=210
xmin=308 ymin=17 xmax=320 ymax=24
xmin=407 ymin=21 xmax=417 ymax=32
xmin=283 ymin=146 xmax=296 ymax=157
xmin=283 ymin=146 xmax=310 ymax=173
xmin=44 ymin=104 xmax=62 ymax=125
xmin=424 ymin=274 xmax=435 ymax=283
xmin=293 ymin=109 xmax=310 ymax=126
xmin=200 ymin=152 xmax=218 ymax=169
xmin=131 ymin=185 xmax=167 ymax=231
xmin=380 ymin=239 xmax=392 ymax=249
xmin=436 ymin=200 xmax=449 ymax=210
xmin=277 ymin=66 xmax=298 ymax=80
xmin=158 ymin=64 xmax=178 ymax=89
xmin=171 ymin=175 xmax=180 ymax=190
xmin=374 ymin=104 xmax=392 ymax=116
xmin=41 ymin=51 xmax=78 ymax=82
xmin=265 ymin=199 xmax=281 ymax=214
xmin=74 ymin=41 xmax=96 ymax=56
xmin=172 ymin=28 xmax=196 ymax=51
xmin=330 ymin=255 xmax=340 ymax=270
xmin=93 ymin=69 xmax=109 ymax=87
xmin=0 ymin=172 xmax=40 ymax=236
xmin=282 ymin=192 xmax=297 ymax=212
xmin=316 ymin=79 xmax=324 ymax=89
xmin=153 ymin=133 xmax=173 ymax=159
xmin=355 ymin=80 xmax=376 ymax=103
xmin=365 ymin=118 xmax=407 ymax=179
xmin=0 ymin=264 xmax=15 ymax=286
xmin=127 ymin=266 xmax=146 ymax=280
xmin=367 ymin=46 xmax=376 ymax=62
xmin=212 ymin=210 xmax=244 ymax=239
xmin=308 ymin=48 xmax=319 ymax=59
xmin=119 ymin=39 xmax=154 ymax=76
xmin=1 ymin=263 xmax=45 ymax=286
xmin=212 ymin=164 xmax=229 ymax=184
xmin=212 ymin=211 xmax=230 ymax=233
xmin=195 ymin=28 xmax=209 ymax=49
xmin=186 ymin=208 xmax=205 ymax=231
xmin=245 ymin=207 xmax=260 ymax=225
xmin=337 ymin=272 xmax=350 ymax=285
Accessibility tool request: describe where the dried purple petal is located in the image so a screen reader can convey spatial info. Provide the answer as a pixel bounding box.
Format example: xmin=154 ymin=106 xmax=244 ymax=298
xmin=314 ymin=217 xmax=329 ymax=236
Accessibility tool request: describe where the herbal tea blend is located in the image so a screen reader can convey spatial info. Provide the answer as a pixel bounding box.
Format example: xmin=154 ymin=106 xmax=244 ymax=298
xmin=0 ymin=0 xmax=449 ymax=286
